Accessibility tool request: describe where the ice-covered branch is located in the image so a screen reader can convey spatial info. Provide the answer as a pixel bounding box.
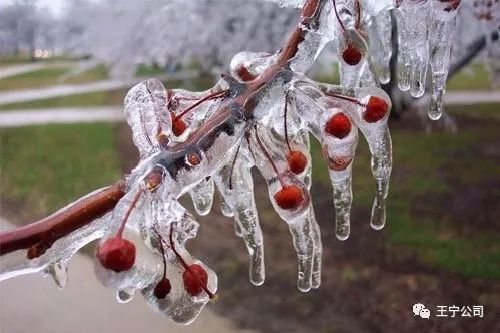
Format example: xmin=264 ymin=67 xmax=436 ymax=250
xmin=0 ymin=181 xmax=126 ymax=257
xmin=0 ymin=0 xmax=483 ymax=326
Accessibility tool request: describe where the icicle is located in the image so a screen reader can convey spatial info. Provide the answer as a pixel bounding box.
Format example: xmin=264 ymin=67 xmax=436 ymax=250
xmin=249 ymin=125 xmax=314 ymax=291
xmin=409 ymin=1 xmax=431 ymax=98
xmin=188 ymin=177 xmax=214 ymax=216
xmin=318 ymin=99 xmax=358 ymax=240
xmin=220 ymin=200 xmax=234 ymax=218
xmin=45 ymin=260 xmax=68 ymax=290
xmin=214 ymin=144 xmax=265 ymax=286
xmin=397 ymin=0 xmax=431 ymax=97
xmin=309 ymin=207 xmax=322 ymax=289
xmin=428 ymin=0 xmax=462 ymax=120
xmin=368 ymin=10 xmax=393 ymax=85
xmin=367 ymin=126 xmax=392 ymax=230
xmin=288 ymin=215 xmax=314 ymax=292
xmin=117 ymin=288 xmax=135 ymax=303
xmin=124 ymin=79 xmax=169 ymax=158
xmin=315 ymin=82 xmax=393 ymax=230
xmin=332 ymin=175 xmax=352 ymax=239
xmin=354 ymin=93 xmax=392 ymax=230
xmin=395 ymin=1 xmax=415 ymax=91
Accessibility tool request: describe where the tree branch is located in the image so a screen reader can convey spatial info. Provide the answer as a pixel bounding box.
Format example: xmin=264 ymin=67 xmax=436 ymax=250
xmin=0 ymin=0 xmax=324 ymax=259
xmin=449 ymin=30 xmax=499 ymax=77
xmin=0 ymin=180 xmax=126 ymax=257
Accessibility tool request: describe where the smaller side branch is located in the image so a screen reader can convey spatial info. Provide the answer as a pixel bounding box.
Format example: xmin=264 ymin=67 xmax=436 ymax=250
xmin=449 ymin=30 xmax=499 ymax=76
xmin=0 ymin=180 xmax=126 ymax=257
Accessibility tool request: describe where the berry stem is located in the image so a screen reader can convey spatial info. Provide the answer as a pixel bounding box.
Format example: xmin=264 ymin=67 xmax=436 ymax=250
xmin=283 ymin=94 xmax=292 ymax=152
xmin=245 ymin=134 xmax=257 ymax=162
xmin=324 ymin=91 xmax=365 ymax=107
xmin=253 ymin=126 xmax=285 ymax=186
xmin=168 ymin=224 xmax=215 ymax=299
xmin=141 ymin=111 xmax=154 ymax=147
xmin=229 ymin=143 xmax=242 ymax=190
xmin=332 ymin=0 xmax=361 ymax=32
xmin=154 ymin=225 xmax=167 ymax=278
xmin=116 ymin=189 xmax=144 ymax=239
xmin=173 ymin=89 xmax=229 ymax=121
xmin=332 ymin=0 xmax=347 ymax=32
xmin=355 ymin=0 xmax=361 ymax=30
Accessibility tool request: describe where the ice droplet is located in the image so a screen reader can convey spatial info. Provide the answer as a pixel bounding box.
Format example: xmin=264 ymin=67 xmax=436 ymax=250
xmin=290 ymin=218 xmax=314 ymax=293
xmin=368 ymin=11 xmax=393 ymax=85
xmin=117 ymin=288 xmax=135 ymax=303
xmin=45 ymin=260 xmax=68 ymax=290
xmin=220 ymin=199 xmax=234 ymax=218
xmin=189 ymin=177 xmax=214 ymax=216
xmin=428 ymin=0 xmax=462 ymax=120
xmin=309 ymin=208 xmax=322 ymax=289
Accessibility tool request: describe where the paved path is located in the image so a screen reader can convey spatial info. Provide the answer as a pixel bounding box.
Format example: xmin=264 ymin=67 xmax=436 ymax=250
xmin=0 ymin=217 xmax=258 ymax=333
xmin=0 ymin=61 xmax=76 ymax=79
xmin=0 ymin=70 xmax=199 ymax=105
xmin=1 ymin=91 xmax=499 ymax=128
xmin=0 ymin=107 xmax=123 ymax=127
xmin=421 ymin=90 xmax=500 ymax=105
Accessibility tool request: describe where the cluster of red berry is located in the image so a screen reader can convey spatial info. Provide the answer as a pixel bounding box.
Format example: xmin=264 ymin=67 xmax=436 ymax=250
xmin=96 ymin=207 xmax=214 ymax=300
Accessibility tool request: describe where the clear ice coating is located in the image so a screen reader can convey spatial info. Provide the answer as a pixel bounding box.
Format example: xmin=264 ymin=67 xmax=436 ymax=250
xmin=395 ymin=0 xmax=431 ymax=97
xmin=368 ymin=10 xmax=393 ymax=85
xmin=0 ymin=0 xmax=469 ymax=326
xmin=428 ymin=0 xmax=462 ymax=120
xmin=394 ymin=0 xmax=463 ymax=118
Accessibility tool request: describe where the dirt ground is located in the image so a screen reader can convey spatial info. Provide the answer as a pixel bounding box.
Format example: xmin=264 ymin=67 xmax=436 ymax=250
xmin=113 ymin=115 xmax=500 ymax=333
xmin=2 ymin=114 xmax=498 ymax=333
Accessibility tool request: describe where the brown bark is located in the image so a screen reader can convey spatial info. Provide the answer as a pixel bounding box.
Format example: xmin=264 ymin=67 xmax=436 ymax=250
xmin=0 ymin=181 xmax=126 ymax=257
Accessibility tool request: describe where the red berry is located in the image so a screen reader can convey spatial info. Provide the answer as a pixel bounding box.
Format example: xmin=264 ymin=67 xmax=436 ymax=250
xmin=274 ymin=184 xmax=304 ymax=210
xmin=172 ymin=119 xmax=187 ymax=136
xmin=235 ymin=64 xmax=257 ymax=81
xmin=342 ymin=45 xmax=362 ymax=66
xmin=183 ymin=264 xmax=208 ymax=297
xmin=153 ymin=278 xmax=172 ymax=299
xmin=363 ymin=96 xmax=388 ymax=123
xmin=287 ymin=150 xmax=308 ymax=174
xmin=170 ymin=113 xmax=187 ymax=136
xmin=324 ymin=112 xmax=351 ymax=139
xmin=96 ymin=237 xmax=136 ymax=272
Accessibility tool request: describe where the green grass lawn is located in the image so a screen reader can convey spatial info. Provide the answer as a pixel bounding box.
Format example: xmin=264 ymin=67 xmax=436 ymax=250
xmin=0 ymin=53 xmax=35 ymax=65
xmin=0 ymin=89 xmax=129 ymax=111
xmin=310 ymin=105 xmax=500 ymax=280
xmin=0 ymin=67 xmax=71 ymax=91
xmin=0 ymin=123 xmax=122 ymax=219
xmin=0 ymin=63 xmax=109 ymax=92
xmin=136 ymin=62 xmax=165 ymax=77
xmin=0 ymin=53 xmax=81 ymax=66
xmin=62 ymin=63 xmax=109 ymax=84
xmin=447 ymin=63 xmax=494 ymax=91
